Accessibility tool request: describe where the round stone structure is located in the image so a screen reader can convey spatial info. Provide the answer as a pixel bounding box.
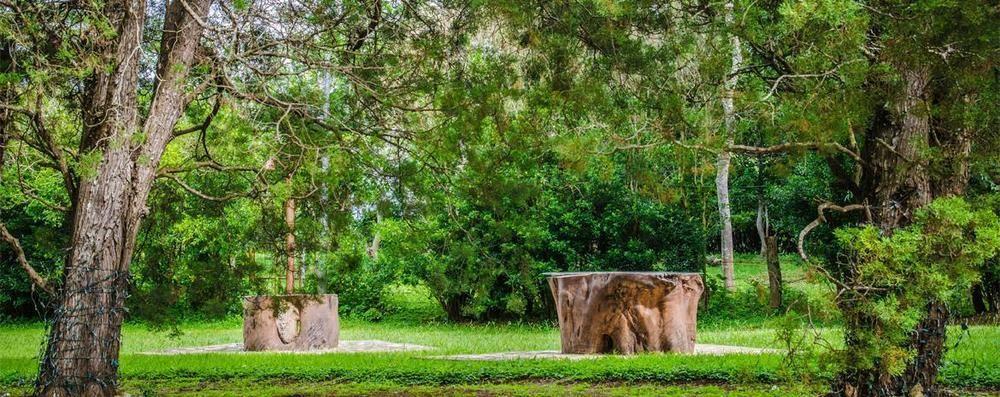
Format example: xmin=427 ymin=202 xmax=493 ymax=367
xmin=546 ymin=272 xmax=703 ymax=354
xmin=243 ymin=294 xmax=339 ymax=351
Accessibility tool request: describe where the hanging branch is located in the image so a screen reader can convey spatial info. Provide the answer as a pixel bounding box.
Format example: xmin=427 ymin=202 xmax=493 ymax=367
xmin=0 ymin=222 xmax=54 ymax=295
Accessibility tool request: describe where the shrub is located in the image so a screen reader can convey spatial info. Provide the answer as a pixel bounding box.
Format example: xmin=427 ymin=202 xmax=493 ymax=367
xmin=401 ymin=158 xmax=707 ymax=321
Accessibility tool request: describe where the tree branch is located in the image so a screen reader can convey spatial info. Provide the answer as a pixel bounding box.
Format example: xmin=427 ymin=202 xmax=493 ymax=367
xmin=160 ymin=173 xmax=248 ymax=202
xmin=0 ymin=222 xmax=54 ymax=295
xmin=797 ymin=202 xmax=867 ymax=263
xmin=728 ymin=142 xmax=865 ymax=165
xmin=173 ymin=94 xmax=222 ymax=137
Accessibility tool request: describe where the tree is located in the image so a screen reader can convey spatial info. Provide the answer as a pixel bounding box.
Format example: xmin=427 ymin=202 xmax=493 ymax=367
xmin=736 ymin=0 xmax=999 ymax=394
xmin=1 ymin=0 xmax=464 ymax=394
xmin=24 ymin=1 xmax=214 ymax=394
xmin=716 ymin=0 xmax=742 ymax=291
xmin=492 ymin=0 xmax=998 ymax=395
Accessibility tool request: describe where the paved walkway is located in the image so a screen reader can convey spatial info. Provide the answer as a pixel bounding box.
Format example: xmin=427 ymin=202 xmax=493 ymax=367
xmin=143 ymin=340 xmax=432 ymax=355
xmin=434 ymin=344 xmax=782 ymax=361
xmin=144 ymin=342 xmax=779 ymax=358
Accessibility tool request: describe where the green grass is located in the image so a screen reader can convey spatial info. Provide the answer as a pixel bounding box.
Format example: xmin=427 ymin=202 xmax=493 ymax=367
xmin=117 ymin=379 xmax=824 ymax=396
xmin=1 ymin=258 xmax=996 ymax=395
xmin=3 ymin=378 xmax=827 ymax=396
xmin=1 ymin=320 xmax=996 ymax=393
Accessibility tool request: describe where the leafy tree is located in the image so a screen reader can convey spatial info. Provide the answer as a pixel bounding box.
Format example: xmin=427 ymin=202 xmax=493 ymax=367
xmin=0 ymin=0 xmax=468 ymax=394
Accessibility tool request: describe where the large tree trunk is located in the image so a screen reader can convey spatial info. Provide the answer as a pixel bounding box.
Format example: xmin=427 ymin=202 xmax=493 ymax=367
xmin=839 ymin=65 xmax=961 ymax=397
xmin=716 ymin=0 xmax=742 ymax=291
xmin=36 ymin=2 xmax=146 ymax=394
xmin=37 ymin=0 xmax=210 ymax=395
xmin=547 ymin=272 xmax=703 ymax=354
xmin=863 ymin=67 xmax=933 ymax=234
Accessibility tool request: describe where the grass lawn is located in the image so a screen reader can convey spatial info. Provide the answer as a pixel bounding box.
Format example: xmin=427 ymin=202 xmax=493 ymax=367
xmin=1 ymin=258 xmax=996 ymax=396
xmin=116 ymin=379 xmax=825 ymax=396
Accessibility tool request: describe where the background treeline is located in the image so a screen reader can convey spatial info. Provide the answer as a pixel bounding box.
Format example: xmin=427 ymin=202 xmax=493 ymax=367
xmin=1 ymin=0 xmax=997 ymax=328
xmin=0 ymin=115 xmax=842 ymax=323
xmin=7 ymin=144 xmax=992 ymax=324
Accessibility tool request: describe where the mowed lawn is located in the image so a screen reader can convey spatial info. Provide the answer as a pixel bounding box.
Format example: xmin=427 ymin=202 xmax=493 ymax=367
xmin=1 ymin=320 xmax=996 ymax=396
xmin=1 ymin=258 xmax=997 ymax=396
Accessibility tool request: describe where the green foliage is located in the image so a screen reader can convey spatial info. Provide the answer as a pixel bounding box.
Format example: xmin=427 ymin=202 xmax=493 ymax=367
xmin=112 ymin=380 xmax=823 ymax=397
xmin=830 ymin=197 xmax=1000 ymax=376
xmin=313 ymin=228 xmax=402 ymax=321
xmin=130 ymin=192 xmax=266 ymax=324
xmin=397 ymin=155 xmax=707 ymax=321
xmin=0 ymin=167 xmax=67 ymax=320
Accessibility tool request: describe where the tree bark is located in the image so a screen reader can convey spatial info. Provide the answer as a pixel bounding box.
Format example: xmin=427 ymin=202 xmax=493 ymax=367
xmin=756 ymin=200 xmax=767 ymax=256
xmin=716 ymin=0 xmax=742 ymax=291
xmin=548 ymin=272 xmax=704 ymax=354
xmin=37 ymin=0 xmax=211 ymax=394
xmin=285 ymin=189 xmax=297 ymax=295
xmin=716 ymin=152 xmax=735 ymax=290
xmin=765 ymin=236 xmax=781 ymax=309
xmin=367 ymin=211 xmax=382 ymax=260
xmin=861 ymin=67 xmax=933 ymax=234
xmin=839 ymin=65 xmax=954 ymax=397
xmin=0 ymin=38 xmax=11 ymax=173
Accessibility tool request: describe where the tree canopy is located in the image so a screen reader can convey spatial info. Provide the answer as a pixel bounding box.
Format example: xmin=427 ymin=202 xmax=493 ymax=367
xmin=0 ymin=0 xmax=997 ymax=396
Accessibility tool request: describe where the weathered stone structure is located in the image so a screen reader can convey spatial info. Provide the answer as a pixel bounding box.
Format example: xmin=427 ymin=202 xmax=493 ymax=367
xmin=243 ymin=294 xmax=339 ymax=351
xmin=547 ymin=272 xmax=703 ymax=354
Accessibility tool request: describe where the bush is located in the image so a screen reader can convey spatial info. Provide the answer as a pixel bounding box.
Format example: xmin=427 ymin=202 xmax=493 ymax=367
xmin=129 ymin=192 xmax=266 ymax=324
xmin=401 ymin=157 xmax=707 ymax=322
xmin=312 ymin=229 xmax=402 ymax=321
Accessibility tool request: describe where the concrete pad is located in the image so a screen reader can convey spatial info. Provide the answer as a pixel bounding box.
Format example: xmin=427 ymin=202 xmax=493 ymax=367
xmin=142 ymin=340 xmax=432 ymax=355
xmin=431 ymin=344 xmax=781 ymax=361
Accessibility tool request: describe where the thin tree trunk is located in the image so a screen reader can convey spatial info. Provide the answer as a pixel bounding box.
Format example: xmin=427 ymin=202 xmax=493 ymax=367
xmin=716 ymin=153 xmax=735 ymax=290
xmin=765 ymin=236 xmax=781 ymax=309
xmin=0 ymin=38 xmax=9 ymax=173
xmin=755 ymin=154 xmax=768 ymax=257
xmin=756 ymin=201 xmax=767 ymax=256
xmin=716 ymin=0 xmax=742 ymax=291
xmin=367 ymin=211 xmax=382 ymax=260
xmin=285 ymin=182 xmax=296 ymax=295
xmin=37 ymin=0 xmax=210 ymax=394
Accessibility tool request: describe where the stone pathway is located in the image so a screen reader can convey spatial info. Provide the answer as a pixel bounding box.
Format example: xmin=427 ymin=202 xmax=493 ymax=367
xmin=142 ymin=340 xmax=432 ymax=355
xmin=433 ymin=344 xmax=782 ymax=361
